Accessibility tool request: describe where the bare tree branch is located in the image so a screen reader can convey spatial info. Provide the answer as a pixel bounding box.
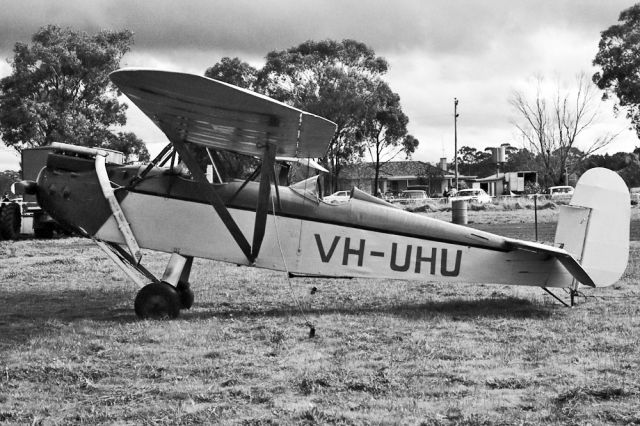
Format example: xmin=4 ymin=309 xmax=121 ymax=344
xmin=510 ymin=73 xmax=617 ymax=185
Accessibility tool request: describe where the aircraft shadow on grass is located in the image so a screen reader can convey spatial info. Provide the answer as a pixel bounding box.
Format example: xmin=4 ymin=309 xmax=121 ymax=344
xmin=0 ymin=288 xmax=557 ymax=349
xmin=0 ymin=289 xmax=135 ymax=349
xmin=192 ymin=296 xmax=556 ymax=322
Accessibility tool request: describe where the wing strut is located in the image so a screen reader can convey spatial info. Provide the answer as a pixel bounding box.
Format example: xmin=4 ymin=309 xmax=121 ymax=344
xmin=252 ymin=142 xmax=277 ymax=259
xmin=171 ymin=139 xmax=254 ymax=263
xmin=94 ymin=151 xmax=142 ymax=263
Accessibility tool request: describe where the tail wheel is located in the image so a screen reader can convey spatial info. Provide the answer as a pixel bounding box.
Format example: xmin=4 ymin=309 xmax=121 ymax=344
xmin=134 ymin=282 xmax=180 ymax=319
xmin=0 ymin=203 xmax=21 ymax=240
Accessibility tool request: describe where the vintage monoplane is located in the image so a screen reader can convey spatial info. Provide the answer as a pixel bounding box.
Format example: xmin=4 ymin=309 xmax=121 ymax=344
xmin=17 ymin=69 xmax=630 ymax=319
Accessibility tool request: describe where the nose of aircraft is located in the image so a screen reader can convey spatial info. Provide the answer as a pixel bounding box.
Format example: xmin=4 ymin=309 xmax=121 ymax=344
xmin=35 ymin=166 xmax=113 ymax=237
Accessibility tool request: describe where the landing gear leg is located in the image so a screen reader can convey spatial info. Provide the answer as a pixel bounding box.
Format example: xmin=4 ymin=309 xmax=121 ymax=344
xmin=94 ymin=241 xmax=195 ymax=319
xmin=159 ymin=253 xmax=195 ymax=311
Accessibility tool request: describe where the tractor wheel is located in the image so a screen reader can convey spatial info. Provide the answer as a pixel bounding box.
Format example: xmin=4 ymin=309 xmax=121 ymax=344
xmin=134 ymin=282 xmax=181 ymax=319
xmin=0 ymin=203 xmax=21 ymax=240
xmin=176 ymin=281 xmax=194 ymax=310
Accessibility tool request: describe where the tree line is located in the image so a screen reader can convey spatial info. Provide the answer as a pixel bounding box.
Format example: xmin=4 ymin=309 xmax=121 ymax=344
xmin=0 ymin=30 xmax=418 ymax=196
xmin=3 ymin=2 xmax=640 ymax=193
xmin=202 ymin=42 xmax=418 ymax=195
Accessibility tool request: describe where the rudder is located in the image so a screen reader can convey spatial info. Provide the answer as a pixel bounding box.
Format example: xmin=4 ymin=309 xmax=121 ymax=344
xmin=554 ymin=168 xmax=629 ymax=287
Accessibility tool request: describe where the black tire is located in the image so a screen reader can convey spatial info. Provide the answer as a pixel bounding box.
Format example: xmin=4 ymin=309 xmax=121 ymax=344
xmin=134 ymin=282 xmax=181 ymax=319
xmin=176 ymin=281 xmax=194 ymax=310
xmin=0 ymin=203 xmax=21 ymax=240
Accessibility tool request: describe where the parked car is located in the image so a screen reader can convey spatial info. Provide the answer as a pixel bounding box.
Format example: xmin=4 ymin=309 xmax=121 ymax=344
xmin=401 ymin=189 xmax=428 ymax=199
xmin=405 ymin=185 xmax=430 ymax=193
xmin=450 ymin=188 xmax=492 ymax=204
xmin=323 ymin=190 xmax=351 ymax=204
xmin=391 ymin=190 xmax=430 ymax=206
xmin=548 ymin=185 xmax=574 ymax=199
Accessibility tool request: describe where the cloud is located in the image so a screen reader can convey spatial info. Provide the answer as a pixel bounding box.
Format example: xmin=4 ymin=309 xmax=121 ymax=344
xmin=0 ymin=0 xmax=637 ymax=165
xmin=0 ymin=0 xmax=628 ymax=54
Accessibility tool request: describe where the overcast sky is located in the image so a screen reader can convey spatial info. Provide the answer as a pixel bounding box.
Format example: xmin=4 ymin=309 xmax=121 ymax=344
xmin=0 ymin=0 xmax=638 ymax=170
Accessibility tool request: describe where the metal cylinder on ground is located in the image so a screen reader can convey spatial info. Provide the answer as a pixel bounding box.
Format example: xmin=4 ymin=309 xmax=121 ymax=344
xmin=452 ymin=199 xmax=468 ymax=225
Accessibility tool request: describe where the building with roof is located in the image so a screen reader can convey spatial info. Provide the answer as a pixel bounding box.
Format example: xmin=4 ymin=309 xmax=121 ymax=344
xmin=471 ymin=171 xmax=538 ymax=196
xmin=337 ymin=159 xmax=476 ymax=196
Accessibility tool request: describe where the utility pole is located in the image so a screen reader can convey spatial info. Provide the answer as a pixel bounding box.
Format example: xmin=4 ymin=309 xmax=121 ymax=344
xmin=454 ymin=98 xmax=459 ymax=191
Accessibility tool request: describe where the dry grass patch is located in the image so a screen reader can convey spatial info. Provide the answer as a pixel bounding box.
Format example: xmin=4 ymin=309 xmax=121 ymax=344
xmin=1 ymin=224 xmax=640 ymax=424
xmin=419 ymin=201 xmax=640 ymax=226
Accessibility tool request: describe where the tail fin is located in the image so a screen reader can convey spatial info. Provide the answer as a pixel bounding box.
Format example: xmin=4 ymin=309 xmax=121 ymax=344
xmin=554 ymin=168 xmax=630 ymax=287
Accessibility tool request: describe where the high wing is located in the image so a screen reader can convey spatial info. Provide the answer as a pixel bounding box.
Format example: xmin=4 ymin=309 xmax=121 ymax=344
xmin=109 ymin=68 xmax=336 ymax=158
xmin=109 ymin=68 xmax=337 ymax=264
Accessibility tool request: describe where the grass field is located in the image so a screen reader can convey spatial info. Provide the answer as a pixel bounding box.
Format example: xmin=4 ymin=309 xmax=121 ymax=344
xmin=1 ymin=207 xmax=640 ymax=424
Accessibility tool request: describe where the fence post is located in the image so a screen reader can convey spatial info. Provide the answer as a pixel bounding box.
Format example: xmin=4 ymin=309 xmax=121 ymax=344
xmin=534 ymin=194 xmax=538 ymax=241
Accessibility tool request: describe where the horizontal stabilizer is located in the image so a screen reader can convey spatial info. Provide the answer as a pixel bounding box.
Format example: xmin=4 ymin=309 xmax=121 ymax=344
xmin=504 ymin=238 xmax=595 ymax=287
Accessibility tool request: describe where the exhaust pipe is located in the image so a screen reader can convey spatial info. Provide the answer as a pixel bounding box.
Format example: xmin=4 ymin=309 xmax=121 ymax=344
xmin=11 ymin=180 xmax=37 ymax=196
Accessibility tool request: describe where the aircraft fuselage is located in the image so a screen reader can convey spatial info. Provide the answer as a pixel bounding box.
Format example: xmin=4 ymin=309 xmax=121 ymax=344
xmin=36 ymin=152 xmax=573 ymax=288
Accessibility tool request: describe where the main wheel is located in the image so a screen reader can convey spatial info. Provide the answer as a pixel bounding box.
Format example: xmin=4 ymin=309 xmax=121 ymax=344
xmin=134 ymin=282 xmax=181 ymax=319
xmin=176 ymin=281 xmax=194 ymax=310
xmin=0 ymin=203 xmax=21 ymax=240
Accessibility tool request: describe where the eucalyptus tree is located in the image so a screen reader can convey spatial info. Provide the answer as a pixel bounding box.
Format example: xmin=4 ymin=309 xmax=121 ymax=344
xmin=205 ymin=57 xmax=258 ymax=89
xmin=256 ymin=39 xmax=390 ymax=192
xmin=593 ymin=3 xmax=640 ymax=138
xmin=361 ymin=81 xmax=418 ymax=196
xmin=0 ymin=25 xmax=148 ymax=161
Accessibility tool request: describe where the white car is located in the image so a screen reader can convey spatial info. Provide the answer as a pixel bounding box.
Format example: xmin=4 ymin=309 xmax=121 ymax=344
xmin=400 ymin=189 xmax=428 ymax=199
xmin=391 ymin=190 xmax=430 ymax=206
xmin=451 ymin=188 xmax=492 ymax=204
xmin=548 ymin=185 xmax=574 ymax=199
xmin=323 ymin=190 xmax=351 ymax=204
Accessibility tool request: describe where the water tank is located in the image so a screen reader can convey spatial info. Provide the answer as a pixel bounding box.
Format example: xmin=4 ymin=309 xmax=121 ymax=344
xmin=452 ymin=200 xmax=468 ymax=225
xmin=490 ymin=146 xmax=506 ymax=163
